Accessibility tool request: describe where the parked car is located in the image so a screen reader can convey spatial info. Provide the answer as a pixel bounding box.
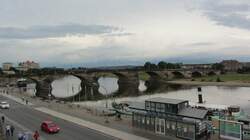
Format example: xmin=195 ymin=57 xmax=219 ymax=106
xmin=0 ymin=101 xmax=10 ymax=109
xmin=41 ymin=121 xmax=60 ymax=133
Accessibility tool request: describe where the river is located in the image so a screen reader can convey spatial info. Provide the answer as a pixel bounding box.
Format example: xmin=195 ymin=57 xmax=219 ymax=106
xmin=27 ymin=75 xmax=250 ymax=113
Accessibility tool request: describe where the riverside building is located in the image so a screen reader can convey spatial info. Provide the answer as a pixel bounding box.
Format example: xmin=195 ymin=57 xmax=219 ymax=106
xmin=129 ymin=97 xmax=208 ymax=140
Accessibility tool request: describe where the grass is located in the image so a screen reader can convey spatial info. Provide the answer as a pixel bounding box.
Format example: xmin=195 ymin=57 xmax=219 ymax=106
xmin=195 ymin=73 xmax=250 ymax=83
xmin=138 ymin=72 xmax=150 ymax=81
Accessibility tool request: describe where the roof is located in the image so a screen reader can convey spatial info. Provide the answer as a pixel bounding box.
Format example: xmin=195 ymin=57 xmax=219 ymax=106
xmin=146 ymin=97 xmax=187 ymax=105
xmin=178 ymin=107 xmax=208 ymax=119
xmin=190 ymin=102 xmax=228 ymax=110
xmin=128 ymin=102 xmax=145 ymax=110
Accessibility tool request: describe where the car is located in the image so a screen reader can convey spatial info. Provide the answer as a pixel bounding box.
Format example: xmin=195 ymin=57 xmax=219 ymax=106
xmin=41 ymin=121 xmax=60 ymax=133
xmin=0 ymin=101 xmax=10 ymax=109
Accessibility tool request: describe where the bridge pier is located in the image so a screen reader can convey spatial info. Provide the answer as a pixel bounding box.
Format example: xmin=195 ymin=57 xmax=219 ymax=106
xmin=73 ymin=74 xmax=103 ymax=101
xmin=145 ymin=71 xmax=168 ymax=86
xmin=29 ymin=76 xmax=55 ymax=99
xmin=113 ymin=72 xmax=139 ymax=96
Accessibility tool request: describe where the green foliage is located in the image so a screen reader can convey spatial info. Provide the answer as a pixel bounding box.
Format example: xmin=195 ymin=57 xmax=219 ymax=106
xmin=195 ymin=73 xmax=250 ymax=82
xmin=158 ymin=61 xmax=168 ymax=69
xmin=144 ymin=61 xmax=181 ymax=70
xmin=212 ymin=63 xmax=224 ymax=71
xmin=216 ymin=77 xmax=222 ymax=82
xmin=238 ymin=67 xmax=250 ymax=74
xmin=144 ymin=62 xmax=158 ymax=70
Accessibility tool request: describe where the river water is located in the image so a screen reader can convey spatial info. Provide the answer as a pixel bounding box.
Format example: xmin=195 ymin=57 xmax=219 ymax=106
xmin=27 ymin=75 xmax=250 ymax=113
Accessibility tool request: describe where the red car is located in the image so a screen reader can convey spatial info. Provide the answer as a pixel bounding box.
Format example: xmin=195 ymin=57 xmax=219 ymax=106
xmin=41 ymin=121 xmax=60 ymax=133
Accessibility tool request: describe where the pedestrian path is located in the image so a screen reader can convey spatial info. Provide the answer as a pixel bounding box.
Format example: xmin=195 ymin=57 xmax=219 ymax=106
xmin=35 ymin=107 xmax=149 ymax=140
xmin=0 ymin=93 xmax=33 ymax=106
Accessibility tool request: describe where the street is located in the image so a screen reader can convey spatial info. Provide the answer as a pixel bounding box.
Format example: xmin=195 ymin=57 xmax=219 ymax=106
xmin=0 ymin=95 xmax=118 ymax=140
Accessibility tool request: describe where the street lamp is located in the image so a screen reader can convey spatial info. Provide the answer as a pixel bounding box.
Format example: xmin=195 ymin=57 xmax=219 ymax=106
xmin=96 ymin=84 xmax=109 ymax=123
xmin=98 ymin=85 xmax=108 ymax=109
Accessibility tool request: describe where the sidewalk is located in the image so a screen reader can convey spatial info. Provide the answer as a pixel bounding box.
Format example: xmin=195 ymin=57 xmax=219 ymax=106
xmin=0 ymin=93 xmax=33 ymax=106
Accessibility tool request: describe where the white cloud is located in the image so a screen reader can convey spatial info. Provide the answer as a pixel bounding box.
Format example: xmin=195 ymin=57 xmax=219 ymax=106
xmin=0 ymin=0 xmax=250 ymax=66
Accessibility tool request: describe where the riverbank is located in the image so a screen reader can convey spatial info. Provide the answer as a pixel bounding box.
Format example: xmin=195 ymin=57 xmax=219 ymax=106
xmin=0 ymin=87 xmax=177 ymax=140
xmin=167 ymin=80 xmax=250 ymax=87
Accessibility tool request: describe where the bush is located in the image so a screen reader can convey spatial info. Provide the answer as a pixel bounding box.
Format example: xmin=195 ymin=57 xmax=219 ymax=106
xmin=216 ymin=77 xmax=222 ymax=82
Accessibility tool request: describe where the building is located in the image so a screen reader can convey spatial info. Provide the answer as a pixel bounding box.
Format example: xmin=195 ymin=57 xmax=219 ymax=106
xmin=220 ymin=60 xmax=243 ymax=72
xmin=18 ymin=61 xmax=40 ymax=71
xmin=242 ymin=62 xmax=250 ymax=68
xmin=2 ymin=62 xmax=13 ymax=71
xmin=129 ymin=97 xmax=208 ymax=140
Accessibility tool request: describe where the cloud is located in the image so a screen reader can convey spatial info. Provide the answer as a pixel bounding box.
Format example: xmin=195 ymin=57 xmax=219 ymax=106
xmin=197 ymin=0 xmax=250 ymax=30
xmin=0 ymin=24 xmax=122 ymax=39
xmin=186 ymin=42 xmax=215 ymax=47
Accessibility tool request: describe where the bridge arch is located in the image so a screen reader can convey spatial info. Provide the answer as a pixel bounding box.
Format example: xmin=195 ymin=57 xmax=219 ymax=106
xmin=207 ymin=71 xmax=216 ymax=76
xmin=191 ymin=71 xmax=202 ymax=78
xmin=172 ymin=71 xmax=185 ymax=79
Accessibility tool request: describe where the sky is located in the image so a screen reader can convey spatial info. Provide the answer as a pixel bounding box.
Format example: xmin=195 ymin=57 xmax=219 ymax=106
xmin=0 ymin=0 xmax=250 ymax=67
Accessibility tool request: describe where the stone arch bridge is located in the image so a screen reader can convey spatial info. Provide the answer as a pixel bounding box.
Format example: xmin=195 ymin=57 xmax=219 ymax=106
xmin=23 ymin=69 xmax=220 ymax=99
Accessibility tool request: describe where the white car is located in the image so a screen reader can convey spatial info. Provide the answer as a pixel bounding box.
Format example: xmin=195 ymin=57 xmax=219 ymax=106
xmin=0 ymin=101 xmax=10 ymax=109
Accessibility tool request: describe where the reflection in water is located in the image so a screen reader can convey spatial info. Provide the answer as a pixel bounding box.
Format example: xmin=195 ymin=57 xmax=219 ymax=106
xmin=26 ymin=83 xmax=36 ymax=96
xmin=97 ymin=77 xmax=147 ymax=96
xmin=27 ymin=75 xmax=250 ymax=114
xmin=51 ymin=76 xmax=81 ymax=98
xmin=139 ymin=80 xmax=147 ymax=92
xmin=78 ymin=85 xmax=250 ymax=114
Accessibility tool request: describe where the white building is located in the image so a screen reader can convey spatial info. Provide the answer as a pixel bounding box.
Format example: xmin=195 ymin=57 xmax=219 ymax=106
xmin=18 ymin=61 xmax=40 ymax=71
xmin=2 ymin=62 xmax=13 ymax=71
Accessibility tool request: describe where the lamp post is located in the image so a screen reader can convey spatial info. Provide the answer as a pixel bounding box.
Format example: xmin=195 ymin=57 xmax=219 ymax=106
xmin=96 ymin=84 xmax=109 ymax=123
xmin=99 ymin=85 xmax=108 ymax=109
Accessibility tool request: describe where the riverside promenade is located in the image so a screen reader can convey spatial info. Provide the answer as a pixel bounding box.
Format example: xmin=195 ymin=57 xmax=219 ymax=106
xmin=0 ymin=87 xmax=178 ymax=140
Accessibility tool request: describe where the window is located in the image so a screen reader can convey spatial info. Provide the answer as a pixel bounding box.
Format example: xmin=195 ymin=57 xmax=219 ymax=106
xmin=145 ymin=102 xmax=150 ymax=110
xmin=150 ymin=102 xmax=155 ymax=111
xmin=166 ymin=123 xmax=170 ymax=129
xmin=156 ymin=103 xmax=161 ymax=112
xmin=147 ymin=118 xmax=150 ymax=125
xmin=160 ymin=104 xmax=165 ymax=112
xmin=184 ymin=127 xmax=187 ymax=133
xmin=142 ymin=117 xmax=145 ymax=124
xmin=172 ymin=124 xmax=176 ymax=130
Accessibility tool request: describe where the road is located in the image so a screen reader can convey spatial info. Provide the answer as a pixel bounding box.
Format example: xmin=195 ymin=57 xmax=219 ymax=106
xmin=0 ymin=95 xmax=118 ymax=140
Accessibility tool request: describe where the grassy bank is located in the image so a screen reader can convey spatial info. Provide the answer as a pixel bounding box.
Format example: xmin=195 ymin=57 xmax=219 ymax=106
xmin=195 ymin=73 xmax=250 ymax=83
xmin=138 ymin=72 xmax=150 ymax=81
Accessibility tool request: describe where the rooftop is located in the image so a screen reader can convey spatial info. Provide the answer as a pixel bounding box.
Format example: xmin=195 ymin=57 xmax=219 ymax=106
xmin=178 ymin=107 xmax=208 ymax=119
xmin=146 ymin=97 xmax=187 ymax=105
xmin=128 ymin=102 xmax=145 ymax=110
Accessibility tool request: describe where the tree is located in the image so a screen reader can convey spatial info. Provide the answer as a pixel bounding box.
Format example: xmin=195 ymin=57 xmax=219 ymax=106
xmin=150 ymin=64 xmax=158 ymax=70
xmin=212 ymin=63 xmax=224 ymax=71
xmin=0 ymin=68 xmax=3 ymax=75
xmin=144 ymin=62 xmax=152 ymax=70
xmin=158 ymin=61 xmax=167 ymax=69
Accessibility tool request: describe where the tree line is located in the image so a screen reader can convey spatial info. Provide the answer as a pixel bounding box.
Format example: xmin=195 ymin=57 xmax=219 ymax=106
xmin=144 ymin=61 xmax=181 ymax=70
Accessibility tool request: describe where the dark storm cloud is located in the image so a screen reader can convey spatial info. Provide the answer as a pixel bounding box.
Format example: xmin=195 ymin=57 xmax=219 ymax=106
xmin=199 ymin=1 xmax=250 ymax=30
xmin=0 ymin=24 xmax=120 ymax=39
